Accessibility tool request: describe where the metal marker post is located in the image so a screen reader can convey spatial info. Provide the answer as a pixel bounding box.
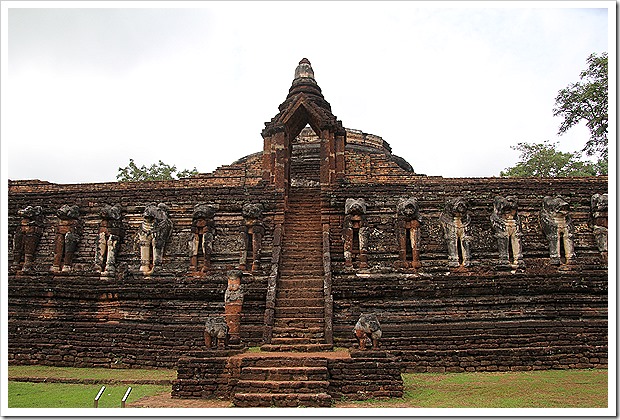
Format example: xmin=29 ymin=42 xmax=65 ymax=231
xmin=94 ymin=385 xmax=106 ymax=408
xmin=121 ymin=386 xmax=132 ymax=408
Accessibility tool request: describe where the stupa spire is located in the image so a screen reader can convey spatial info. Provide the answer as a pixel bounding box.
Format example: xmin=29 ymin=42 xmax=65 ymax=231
xmin=294 ymin=58 xmax=315 ymax=80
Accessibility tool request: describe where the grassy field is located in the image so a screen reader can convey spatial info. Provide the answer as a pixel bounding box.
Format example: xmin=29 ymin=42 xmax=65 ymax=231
xmin=383 ymin=369 xmax=607 ymax=408
xmin=8 ymin=382 xmax=170 ymax=408
xmin=7 ymin=365 xmax=608 ymax=408
xmin=8 ymin=365 xmax=176 ymax=382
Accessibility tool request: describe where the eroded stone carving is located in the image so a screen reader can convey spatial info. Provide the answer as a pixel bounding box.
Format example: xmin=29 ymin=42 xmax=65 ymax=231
xmin=189 ymin=203 xmax=216 ymax=274
xmin=239 ymin=203 xmax=264 ymax=272
xmin=490 ymin=196 xmax=523 ymax=268
xmin=225 ymin=269 xmax=244 ymax=345
xmin=51 ymin=204 xmax=81 ymax=273
xmin=138 ymin=203 xmax=173 ymax=275
xmin=394 ymin=197 xmax=422 ymax=269
xmin=440 ymin=197 xmax=472 ymax=267
xmin=591 ymin=193 xmax=608 ymax=257
xmin=353 ymin=313 xmax=382 ymax=350
xmin=12 ymin=205 xmax=44 ymax=272
xmin=204 ymin=316 xmax=229 ymax=349
xmin=343 ymin=198 xmax=369 ymax=268
xmin=540 ymin=196 xmax=575 ymax=265
xmin=95 ymin=204 xmax=123 ymax=276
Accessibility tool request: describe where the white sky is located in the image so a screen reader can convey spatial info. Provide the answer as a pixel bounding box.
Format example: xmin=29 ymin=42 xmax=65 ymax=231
xmin=1 ymin=1 xmax=613 ymax=184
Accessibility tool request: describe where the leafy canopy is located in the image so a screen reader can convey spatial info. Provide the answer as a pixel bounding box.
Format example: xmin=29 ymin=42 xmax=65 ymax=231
xmin=500 ymin=141 xmax=606 ymax=177
xmin=117 ymin=159 xmax=199 ymax=182
xmin=553 ymin=52 xmax=608 ymax=158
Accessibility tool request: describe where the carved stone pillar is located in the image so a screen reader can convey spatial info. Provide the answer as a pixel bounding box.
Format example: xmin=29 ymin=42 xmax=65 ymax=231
xmin=591 ymin=193 xmax=608 ymax=261
xmin=12 ymin=205 xmax=44 ymax=273
xmin=51 ymin=204 xmax=81 ymax=273
xmin=96 ymin=204 xmax=123 ymax=276
xmin=224 ymin=269 xmax=244 ymax=345
xmin=394 ymin=198 xmax=422 ymax=269
xmin=540 ymin=196 xmax=575 ymax=265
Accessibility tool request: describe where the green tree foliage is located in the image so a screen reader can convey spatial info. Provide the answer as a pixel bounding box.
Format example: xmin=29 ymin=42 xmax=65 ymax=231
xmin=116 ymin=159 xmax=199 ymax=182
xmin=553 ymin=52 xmax=608 ymax=158
xmin=500 ymin=141 xmax=605 ymax=177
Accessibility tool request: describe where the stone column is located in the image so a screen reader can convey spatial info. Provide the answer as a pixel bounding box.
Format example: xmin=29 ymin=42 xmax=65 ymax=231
xmin=225 ymin=269 xmax=244 ymax=345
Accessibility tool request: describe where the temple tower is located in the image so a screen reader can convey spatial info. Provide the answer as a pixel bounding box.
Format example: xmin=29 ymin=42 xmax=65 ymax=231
xmin=261 ymin=58 xmax=346 ymax=195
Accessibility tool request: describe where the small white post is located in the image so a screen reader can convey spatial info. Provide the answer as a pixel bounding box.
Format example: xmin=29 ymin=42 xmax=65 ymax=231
xmin=94 ymin=385 xmax=106 ymax=408
xmin=121 ymin=386 xmax=132 ymax=408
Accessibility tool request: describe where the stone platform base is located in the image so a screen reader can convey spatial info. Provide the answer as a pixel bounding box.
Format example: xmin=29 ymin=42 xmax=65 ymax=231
xmin=172 ymin=349 xmax=403 ymax=407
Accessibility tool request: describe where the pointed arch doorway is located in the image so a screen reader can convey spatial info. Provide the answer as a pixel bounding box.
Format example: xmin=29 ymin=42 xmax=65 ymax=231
xmin=261 ymin=58 xmax=346 ymax=196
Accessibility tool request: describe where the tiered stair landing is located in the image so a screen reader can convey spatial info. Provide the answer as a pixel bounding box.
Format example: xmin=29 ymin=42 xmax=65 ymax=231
xmin=231 ymin=354 xmax=332 ymax=407
xmin=262 ymin=186 xmax=331 ymax=352
xmin=172 ymin=350 xmax=404 ymax=407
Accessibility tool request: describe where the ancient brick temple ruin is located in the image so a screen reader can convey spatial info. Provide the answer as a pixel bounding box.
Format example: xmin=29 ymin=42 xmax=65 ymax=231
xmin=8 ymin=59 xmax=608 ymax=407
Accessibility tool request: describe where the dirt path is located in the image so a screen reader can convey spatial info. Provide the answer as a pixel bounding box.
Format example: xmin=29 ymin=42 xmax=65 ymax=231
xmin=130 ymin=391 xmax=233 ymax=408
xmin=130 ymin=391 xmax=412 ymax=408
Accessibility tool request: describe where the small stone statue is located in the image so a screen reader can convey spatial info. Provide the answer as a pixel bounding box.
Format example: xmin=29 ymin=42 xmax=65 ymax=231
xmin=343 ymin=198 xmax=369 ymax=268
xmin=204 ymin=316 xmax=229 ymax=349
xmin=353 ymin=313 xmax=382 ymax=350
xmin=394 ymin=197 xmax=422 ymax=269
xmin=591 ymin=193 xmax=608 ymax=258
xmin=539 ymin=195 xmax=575 ymax=265
xmin=138 ymin=203 xmax=173 ymax=275
xmin=490 ymin=196 xmax=523 ymax=268
xmin=12 ymin=205 xmax=44 ymax=272
xmin=189 ymin=203 xmax=216 ymax=274
xmin=225 ymin=269 xmax=244 ymax=345
xmin=95 ymin=204 xmax=123 ymax=276
xmin=440 ymin=197 xmax=472 ymax=267
xmin=51 ymin=204 xmax=82 ymax=273
xmin=239 ymin=203 xmax=264 ymax=272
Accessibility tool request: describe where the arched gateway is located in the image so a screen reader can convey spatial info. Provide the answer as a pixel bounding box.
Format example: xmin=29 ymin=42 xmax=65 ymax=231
xmin=261 ymin=58 xmax=346 ymax=193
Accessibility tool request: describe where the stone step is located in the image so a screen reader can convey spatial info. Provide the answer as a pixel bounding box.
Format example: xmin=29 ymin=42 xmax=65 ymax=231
xmin=279 ymin=270 xmax=324 ymax=277
xmin=275 ymin=307 xmax=324 ymax=318
xmin=276 ymin=297 xmax=324 ymax=307
xmin=281 ymin=239 xmax=321 ymax=243
xmin=272 ymin=326 xmax=324 ymax=338
xmin=279 ymin=268 xmax=323 ymax=275
xmin=238 ymin=366 xmax=328 ymax=381
xmin=273 ymin=317 xmax=325 ymax=330
xmin=234 ymin=380 xmax=330 ymax=394
xmin=260 ymin=343 xmax=333 ymax=352
xmin=281 ymin=251 xmax=322 ymax=257
xmin=282 ymin=228 xmax=322 ymax=234
xmin=233 ymin=392 xmax=332 ymax=408
xmin=276 ymin=289 xmax=324 ymax=299
xmin=280 ymin=252 xmax=322 ymax=257
xmin=280 ymin=253 xmax=322 ymax=260
xmin=278 ymin=279 xmax=324 ymax=289
xmin=239 ymin=356 xmax=327 ymax=368
xmin=270 ymin=337 xmax=324 ymax=345
xmin=271 ymin=331 xmax=325 ymax=341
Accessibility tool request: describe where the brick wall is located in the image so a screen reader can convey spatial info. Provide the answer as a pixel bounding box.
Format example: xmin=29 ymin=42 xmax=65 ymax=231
xmin=8 ymin=155 xmax=281 ymax=368
xmin=327 ymin=167 xmax=608 ymax=371
xmin=7 ymin=146 xmax=608 ymax=372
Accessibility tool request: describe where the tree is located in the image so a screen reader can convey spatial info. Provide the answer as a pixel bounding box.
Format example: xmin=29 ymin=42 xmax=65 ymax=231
xmin=553 ymin=52 xmax=608 ymax=158
xmin=499 ymin=141 xmax=604 ymax=177
xmin=116 ymin=159 xmax=199 ymax=182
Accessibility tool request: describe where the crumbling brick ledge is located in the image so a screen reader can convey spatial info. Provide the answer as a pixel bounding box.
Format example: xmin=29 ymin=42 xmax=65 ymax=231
xmin=172 ymin=349 xmax=403 ymax=406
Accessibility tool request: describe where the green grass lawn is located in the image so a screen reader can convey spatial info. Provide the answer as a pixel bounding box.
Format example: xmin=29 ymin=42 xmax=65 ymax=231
xmin=8 ymin=382 xmax=170 ymax=408
xmin=8 ymin=365 xmax=176 ymax=382
xmin=342 ymin=369 xmax=607 ymax=408
xmin=7 ymin=365 xmax=608 ymax=408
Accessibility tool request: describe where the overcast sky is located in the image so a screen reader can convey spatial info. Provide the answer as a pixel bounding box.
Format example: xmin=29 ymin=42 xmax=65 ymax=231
xmin=2 ymin=1 xmax=612 ymax=184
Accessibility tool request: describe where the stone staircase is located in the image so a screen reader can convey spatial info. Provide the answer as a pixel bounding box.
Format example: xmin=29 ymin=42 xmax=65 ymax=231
xmin=262 ymin=186 xmax=331 ymax=352
xmin=232 ymin=355 xmax=332 ymax=407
